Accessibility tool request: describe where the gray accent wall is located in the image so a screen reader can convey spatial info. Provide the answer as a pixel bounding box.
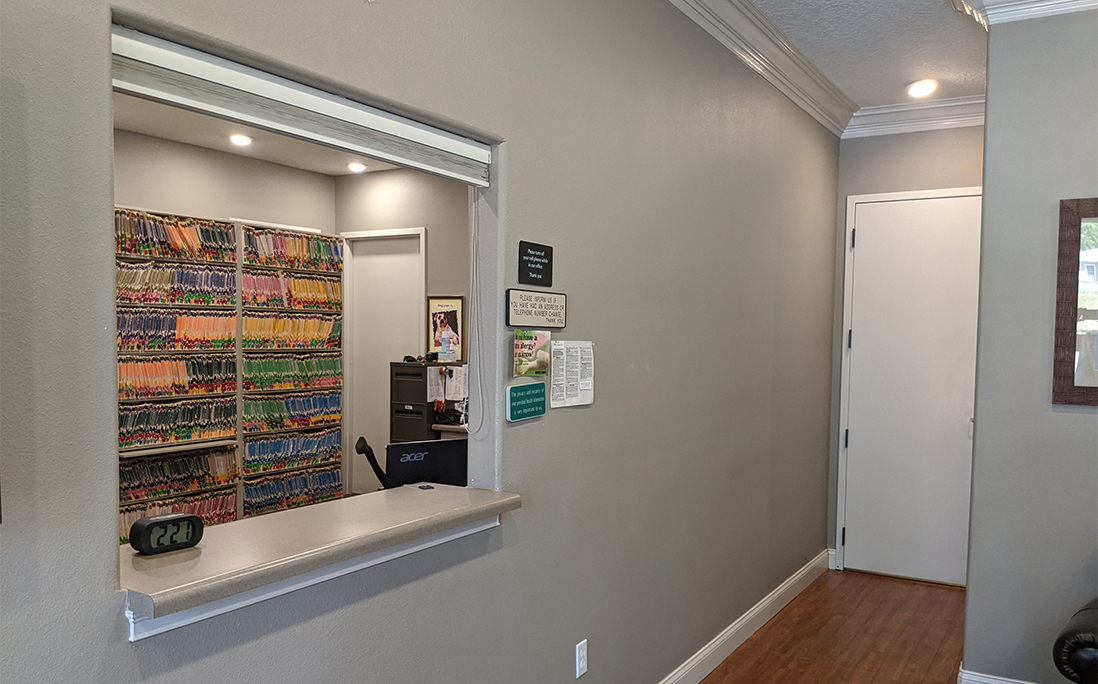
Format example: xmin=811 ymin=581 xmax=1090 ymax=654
xmin=114 ymin=130 xmax=337 ymax=232
xmin=830 ymin=126 xmax=986 ymax=547
xmin=0 ymin=2 xmax=836 ymax=684
xmin=964 ymin=12 xmax=1098 ymax=683
xmin=335 ymin=168 xmax=471 ymax=299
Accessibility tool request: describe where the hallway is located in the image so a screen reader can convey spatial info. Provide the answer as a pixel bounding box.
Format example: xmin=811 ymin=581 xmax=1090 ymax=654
xmin=702 ymin=570 xmax=965 ymax=684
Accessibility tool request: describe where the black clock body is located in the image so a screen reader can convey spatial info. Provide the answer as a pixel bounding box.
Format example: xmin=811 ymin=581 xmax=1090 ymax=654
xmin=129 ymin=513 xmax=204 ymax=555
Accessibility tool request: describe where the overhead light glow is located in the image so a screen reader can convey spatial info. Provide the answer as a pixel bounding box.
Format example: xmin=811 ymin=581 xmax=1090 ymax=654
xmin=229 ymin=134 xmax=253 ymax=146
xmin=907 ymin=79 xmax=938 ymax=98
xmin=348 ymin=162 xmax=367 ymax=173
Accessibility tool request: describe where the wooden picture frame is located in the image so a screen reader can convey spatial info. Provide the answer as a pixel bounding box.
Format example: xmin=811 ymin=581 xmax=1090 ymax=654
xmin=1053 ymin=198 xmax=1098 ymax=404
xmin=428 ymin=296 xmax=464 ymax=362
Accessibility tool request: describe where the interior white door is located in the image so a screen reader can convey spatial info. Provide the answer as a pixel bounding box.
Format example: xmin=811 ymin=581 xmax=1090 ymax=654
xmin=842 ymin=192 xmax=981 ymax=586
xmin=345 ymin=231 xmax=425 ymax=493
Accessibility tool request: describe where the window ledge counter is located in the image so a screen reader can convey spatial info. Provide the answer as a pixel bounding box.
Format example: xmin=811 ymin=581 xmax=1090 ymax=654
xmin=120 ymin=484 xmax=521 ymax=641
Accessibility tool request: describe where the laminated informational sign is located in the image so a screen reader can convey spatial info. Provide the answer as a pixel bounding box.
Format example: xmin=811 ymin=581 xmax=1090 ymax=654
xmin=506 ymin=289 xmax=566 ymax=329
xmin=507 ymin=382 xmax=546 ymax=422
xmin=514 ymin=330 xmax=551 ymax=377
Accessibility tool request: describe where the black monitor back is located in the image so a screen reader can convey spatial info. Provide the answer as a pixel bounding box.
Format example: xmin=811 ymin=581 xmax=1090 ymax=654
xmin=384 ymin=438 xmax=467 ymax=488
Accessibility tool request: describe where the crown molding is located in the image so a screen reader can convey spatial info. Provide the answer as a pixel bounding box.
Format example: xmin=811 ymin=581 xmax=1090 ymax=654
xmin=668 ymin=0 xmax=857 ymax=136
xmin=970 ymin=0 xmax=1098 ymax=23
xmin=842 ymin=96 xmax=985 ymax=139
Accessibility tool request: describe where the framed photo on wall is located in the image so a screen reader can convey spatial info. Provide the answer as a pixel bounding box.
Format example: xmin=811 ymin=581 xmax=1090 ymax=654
xmin=428 ymin=296 xmax=464 ymax=362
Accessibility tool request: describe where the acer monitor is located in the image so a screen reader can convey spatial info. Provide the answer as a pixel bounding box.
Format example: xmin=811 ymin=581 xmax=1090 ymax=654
xmin=383 ymin=438 xmax=468 ymax=489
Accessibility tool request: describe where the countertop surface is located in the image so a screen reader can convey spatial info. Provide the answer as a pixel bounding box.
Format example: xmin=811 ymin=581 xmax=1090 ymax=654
xmin=121 ymin=484 xmax=521 ymax=617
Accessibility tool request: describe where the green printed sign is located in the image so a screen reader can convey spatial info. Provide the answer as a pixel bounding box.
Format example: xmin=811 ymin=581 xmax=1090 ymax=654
xmin=507 ymin=382 xmax=546 ymax=422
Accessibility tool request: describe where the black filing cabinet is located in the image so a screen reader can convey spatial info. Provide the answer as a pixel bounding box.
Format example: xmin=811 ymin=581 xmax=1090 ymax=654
xmin=390 ymin=362 xmax=438 ymax=443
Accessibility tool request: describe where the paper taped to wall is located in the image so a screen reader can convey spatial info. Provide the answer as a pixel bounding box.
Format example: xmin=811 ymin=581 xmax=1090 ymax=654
xmin=550 ymin=341 xmax=593 ymax=408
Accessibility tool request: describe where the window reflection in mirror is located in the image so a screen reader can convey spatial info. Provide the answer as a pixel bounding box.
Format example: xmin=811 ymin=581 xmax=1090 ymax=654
xmin=1076 ymin=217 xmax=1098 ymax=387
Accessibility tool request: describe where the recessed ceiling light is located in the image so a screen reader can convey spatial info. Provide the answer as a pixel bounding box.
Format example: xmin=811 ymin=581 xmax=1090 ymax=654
xmin=907 ymin=79 xmax=937 ymax=98
xmin=348 ymin=162 xmax=367 ymax=173
xmin=229 ymin=134 xmax=253 ymax=146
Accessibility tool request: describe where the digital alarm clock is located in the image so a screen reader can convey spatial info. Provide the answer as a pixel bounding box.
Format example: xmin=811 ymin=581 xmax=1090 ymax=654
xmin=129 ymin=512 xmax=203 ymax=555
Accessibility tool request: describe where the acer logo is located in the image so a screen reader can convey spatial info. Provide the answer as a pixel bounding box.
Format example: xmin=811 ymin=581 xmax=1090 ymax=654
xmin=400 ymin=452 xmax=428 ymax=463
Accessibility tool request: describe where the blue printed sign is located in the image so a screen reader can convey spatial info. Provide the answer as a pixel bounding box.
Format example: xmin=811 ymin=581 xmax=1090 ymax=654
xmin=507 ymin=383 xmax=546 ymax=422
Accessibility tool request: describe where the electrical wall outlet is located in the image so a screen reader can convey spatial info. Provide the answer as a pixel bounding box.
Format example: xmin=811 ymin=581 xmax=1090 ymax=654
xmin=576 ymin=639 xmax=588 ymax=678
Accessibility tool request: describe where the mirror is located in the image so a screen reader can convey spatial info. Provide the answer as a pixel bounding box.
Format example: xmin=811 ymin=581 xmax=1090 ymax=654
xmin=1053 ymin=198 xmax=1098 ymax=404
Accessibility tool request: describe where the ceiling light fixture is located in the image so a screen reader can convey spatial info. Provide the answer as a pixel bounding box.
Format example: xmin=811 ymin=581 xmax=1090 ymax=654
xmin=347 ymin=162 xmax=367 ymax=173
xmin=229 ymin=134 xmax=253 ymax=146
xmin=907 ymin=79 xmax=938 ymax=98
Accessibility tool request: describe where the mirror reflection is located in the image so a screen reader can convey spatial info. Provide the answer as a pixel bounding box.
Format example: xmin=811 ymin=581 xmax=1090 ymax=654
xmin=1075 ymin=217 xmax=1098 ymax=386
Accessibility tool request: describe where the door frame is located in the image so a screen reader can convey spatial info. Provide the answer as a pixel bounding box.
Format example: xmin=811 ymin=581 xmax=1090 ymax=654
xmin=834 ymin=187 xmax=982 ymax=570
xmin=340 ymin=227 xmax=427 ymax=493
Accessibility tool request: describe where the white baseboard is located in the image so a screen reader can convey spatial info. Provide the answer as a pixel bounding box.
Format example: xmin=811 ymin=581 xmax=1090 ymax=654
xmin=658 ymin=549 xmax=830 ymax=684
xmin=957 ymin=666 xmax=1040 ymax=684
xmin=827 ymin=548 xmax=837 ymax=569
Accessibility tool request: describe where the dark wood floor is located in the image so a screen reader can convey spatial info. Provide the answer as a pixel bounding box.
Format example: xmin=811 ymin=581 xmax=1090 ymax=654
xmin=701 ymin=570 xmax=965 ymax=684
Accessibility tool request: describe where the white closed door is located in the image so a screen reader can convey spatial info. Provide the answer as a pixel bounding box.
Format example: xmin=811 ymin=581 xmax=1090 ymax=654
xmin=842 ymin=191 xmax=981 ymax=586
xmin=344 ymin=230 xmax=425 ymax=493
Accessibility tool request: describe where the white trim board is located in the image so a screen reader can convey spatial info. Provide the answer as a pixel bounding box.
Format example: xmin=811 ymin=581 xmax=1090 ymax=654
xmin=339 ymin=227 xmax=427 ymax=352
xmin=658 ymin=549 xmax=830 ymax=684
xmin=843 ymin=97 xmax=985 ymax=139
xmin=667 ymin=0 xmax=856 ymax=137
xmin=340 ymin=228 xmax=427 ymax=494
xmin=974 ymin=0 xmax=1098 ymax=24
xmin=957 ymin=667 xmax=1040 ymax=684
xmin=111 ymin=26 xmax=491 ymax=186
xmin=230 ymin=217 xmax=321 ymax=234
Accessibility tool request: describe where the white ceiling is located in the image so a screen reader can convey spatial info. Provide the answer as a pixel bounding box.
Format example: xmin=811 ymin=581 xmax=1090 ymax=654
xmin=112 ymin=92 xmax=399 ymax=177
xmin=750 ymin=0 xmax=988 ymax=108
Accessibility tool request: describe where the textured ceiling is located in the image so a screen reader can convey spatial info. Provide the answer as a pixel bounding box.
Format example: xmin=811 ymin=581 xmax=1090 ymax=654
xmin=750 ymin=0 xmax=988 ymax=108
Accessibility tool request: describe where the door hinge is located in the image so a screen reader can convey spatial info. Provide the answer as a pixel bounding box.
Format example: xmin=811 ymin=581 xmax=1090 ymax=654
xmin=851 ymin=228 xmax=856 ymax=250
xmin=847 ymin=329 xmax=852 ymax=349
xmin=841 ymin=527 xmax=846 ymax=546
xmin=844 ymin=429 xmax=849 ymax=448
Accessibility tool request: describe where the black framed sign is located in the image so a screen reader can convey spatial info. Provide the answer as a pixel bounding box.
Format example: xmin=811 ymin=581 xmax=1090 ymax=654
xmin=518 ymin=241 xmax=553 ymax=287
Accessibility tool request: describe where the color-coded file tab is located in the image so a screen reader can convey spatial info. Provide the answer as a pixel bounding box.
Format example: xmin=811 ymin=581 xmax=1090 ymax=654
xmin=242 ymin=353 xmax=342 ymax=391
xmin=119 ymin=489 xmax=236 ymax=544
xmin=243 ymin=428 xmax=341 ymax=474
xmin=115 ymin=208 xmax=236 ymax=262
xmin=242 ymin=226 xmax=343 ymax=272
xmin=117 ymin=261 xmax=237 ymax=306
xmin=243 ymin=269 xmax=342 ymax=310
xmin=117 ymin=310 xmax=237 ymax=351
xmin=241 ymin=312 xmax=342 ymax=349
xmin=242 ymin=390 xmax=342 ymax=432
xmin=118 ymin=397 xmax=237 ymax=449
xmin=118 ymin=354 xmax=236 ymax=399
xmin=243 ymin=465 xmax=343 ymax=517
xmin=119 ymin=446 xmax=238 ymax=503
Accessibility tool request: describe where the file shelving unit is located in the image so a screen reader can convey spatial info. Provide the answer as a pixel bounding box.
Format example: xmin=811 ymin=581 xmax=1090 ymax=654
xmin=239 ymin=225 xmax=344 ymax=518
xmin=115 ymin=210 xmax=345 ymax=543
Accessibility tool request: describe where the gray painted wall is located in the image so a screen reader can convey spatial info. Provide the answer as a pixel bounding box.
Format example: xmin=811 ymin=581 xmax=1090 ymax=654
xmin=0 ymin=2 xmax=836 ymax=683
xmin=964 ymin=12 xmax=1098 ymax=683
xmin=828 ymin=126 xmax=985 ymax=547
xmin=335 ymin=168 xmax=471 ymax=298
xmin=114 ymin=130 xmax=337 ymax=232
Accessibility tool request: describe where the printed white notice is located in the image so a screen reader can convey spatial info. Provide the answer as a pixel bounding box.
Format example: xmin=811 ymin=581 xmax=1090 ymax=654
xmin=550 ymin=341 xmax=594 ymax=408
xmin=427 ymin=366 xmax=445 ymax=402
xmin=445 ymin=365 xmax=469 ymax=401
xmin=551 ymin=343 xmax=567 ymax=408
